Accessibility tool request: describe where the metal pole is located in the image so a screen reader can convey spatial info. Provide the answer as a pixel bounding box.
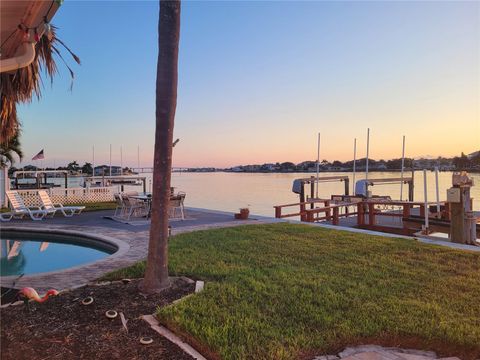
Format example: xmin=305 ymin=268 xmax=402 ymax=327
xmin=365 ymin=128 xmax=370 ymax=181
xmin=137 ymin=145 xmax=140 ymax=170
xmin=120 ymin=146 xmax=123 ymax=176
xmin=315 ymin=132 xmax=320 ymax=198
xmin=92 ymin=145 xmax=95 ymax=180
xmin=423 ymin=169 xmax=429 ymax=233
xmin=435 ymin=166 xmax=440 ymax=217
xmin=400 ymin=135 xmax=405 ymax=201
xmin=352 ymin=138 xmax=356 ymax=194
xmin=109 ymin=144 xmax=112 ymax=177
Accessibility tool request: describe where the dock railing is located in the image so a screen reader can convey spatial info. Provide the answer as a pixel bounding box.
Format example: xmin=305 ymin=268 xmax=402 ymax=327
xmin=274 ymin=198 xmax=359 ymax=223
xmin=274 ymin=199 xmax=332 ymax=221
xmin=274 ymin=197 xmax=449 ymax=235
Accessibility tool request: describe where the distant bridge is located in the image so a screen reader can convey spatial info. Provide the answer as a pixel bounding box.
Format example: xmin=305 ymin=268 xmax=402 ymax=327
xmin=130 ymin=167 xmax=188 ymax=173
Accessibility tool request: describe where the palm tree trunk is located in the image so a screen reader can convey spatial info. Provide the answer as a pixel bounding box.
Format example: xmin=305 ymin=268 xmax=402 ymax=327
xmin=140 ymin=0 xmax=181 ymax=294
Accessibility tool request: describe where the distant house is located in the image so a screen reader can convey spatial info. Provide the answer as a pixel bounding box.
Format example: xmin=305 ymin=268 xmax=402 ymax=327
xmin=94 ymin=165 xmax=122 ymax=176
xmin=467 ymin=151 xmax=480 ymax=159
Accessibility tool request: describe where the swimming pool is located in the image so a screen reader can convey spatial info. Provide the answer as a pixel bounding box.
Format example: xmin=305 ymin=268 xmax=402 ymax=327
xmin=0 ymin=231 xmax=117 ymax=276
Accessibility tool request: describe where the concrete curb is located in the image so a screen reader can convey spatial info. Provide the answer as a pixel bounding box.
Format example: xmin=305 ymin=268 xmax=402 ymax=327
xmin=142 ymin=314 xmax=207 ymax=360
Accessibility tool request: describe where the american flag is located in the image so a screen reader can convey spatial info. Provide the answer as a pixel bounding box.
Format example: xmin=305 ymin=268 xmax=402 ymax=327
xmin=32 ymin=149 xmax=45 ymax=161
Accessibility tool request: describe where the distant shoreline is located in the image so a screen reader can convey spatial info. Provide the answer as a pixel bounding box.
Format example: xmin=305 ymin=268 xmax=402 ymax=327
xmin=183 ymin=169 xmax=480 ymax=174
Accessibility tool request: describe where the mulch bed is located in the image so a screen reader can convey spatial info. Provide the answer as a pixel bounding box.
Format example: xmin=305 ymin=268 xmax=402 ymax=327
xmin=1 ymin=278 xmax=195 ymax=360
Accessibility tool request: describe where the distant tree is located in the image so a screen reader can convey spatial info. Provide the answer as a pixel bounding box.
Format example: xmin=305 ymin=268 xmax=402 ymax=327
xmin=280 ymin=162 xmax=296 ymax=171
xmin=67 ymin=161 xmax=80 ymax=172
xmin=81 ymin=162 xmax=93 ymax=175
xmin=453 ymin=152 xmax=470 ymax=170
xmin=332 ymin=160 xmax=343 ymax=167
xmin=0 ymin=131 xmax=23 ymax=167
xmin=471 ymin=152 xmax=480 ymax=166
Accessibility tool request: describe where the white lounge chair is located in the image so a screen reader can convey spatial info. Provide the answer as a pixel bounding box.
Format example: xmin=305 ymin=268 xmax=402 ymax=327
xmin=113 ymin=193 xmax=126 ymax=217
xmin=38 ymin=190 xmax=85 ymax=217
xmin=5 ymin=191 xmax=47 ymax=221
xmin=0 ymin=211 xmax=14 ymax=222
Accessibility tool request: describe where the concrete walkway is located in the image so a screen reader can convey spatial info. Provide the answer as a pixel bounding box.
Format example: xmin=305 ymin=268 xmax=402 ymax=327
xmin=313 ymin=345 xmax=460 ymax=360
xmin=1 ymin=208 xmax=271 ymax=291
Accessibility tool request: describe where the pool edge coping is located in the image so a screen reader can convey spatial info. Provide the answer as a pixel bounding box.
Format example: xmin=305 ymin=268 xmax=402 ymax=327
xmin=0 ymin=227 xmax=130 ymax=286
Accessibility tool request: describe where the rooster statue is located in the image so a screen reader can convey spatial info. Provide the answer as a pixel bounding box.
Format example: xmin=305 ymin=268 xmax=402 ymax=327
xmin=18 ymin=287 xmax=59 ymax=310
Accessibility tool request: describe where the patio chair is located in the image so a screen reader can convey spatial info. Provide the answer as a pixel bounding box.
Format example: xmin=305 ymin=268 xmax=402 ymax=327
xmin=37 ymin=190 xmax=85 ymax=217
xmin=5 ymin=191 xmax=47 ymax=221
xmin=169 ymin=192 xmax=186 ymax=220
xmin=113 ymin=193 xmax=126 ymax=217
xmin=123 ymin=195 xmax=148 ymax=220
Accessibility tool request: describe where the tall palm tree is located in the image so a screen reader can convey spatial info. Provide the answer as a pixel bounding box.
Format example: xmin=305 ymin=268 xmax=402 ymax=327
xmin=0 ymin=131 xmax=23 ymax=167
xmin=140 ymin=0 xmax=181 ymax=294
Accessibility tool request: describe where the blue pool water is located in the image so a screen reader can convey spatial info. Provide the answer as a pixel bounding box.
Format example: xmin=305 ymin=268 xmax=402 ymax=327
xmin=0 ymin=232 xmax=116 ymax=276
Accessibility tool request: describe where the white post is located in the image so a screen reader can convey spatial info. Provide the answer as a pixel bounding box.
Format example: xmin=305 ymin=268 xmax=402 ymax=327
xmin=315 ymin=132 xmax=320 ymax=198
xmin=352 ymin=138 xmax=357 ymax=194
xmin=2 ymin=166 xmax=9 ymax=207
xmin=365 ymin=128 xmax=370 ymax=197
xmin=109 ymin=144 xmax=112 ymax=177
xmin=120 ymin=146 xmax=123 ymax=176
xmin=423 ymin=169 xmax=429 ymax=233
xmin=92 ymin=145 xmax=95 ymax=180
xmin=137 ymin=145 xmax=140 ymax=170
xmin=435 ymin=166 xmax=440 ymax=217
xmin=400 ymin=135 xmax=405 ymax=201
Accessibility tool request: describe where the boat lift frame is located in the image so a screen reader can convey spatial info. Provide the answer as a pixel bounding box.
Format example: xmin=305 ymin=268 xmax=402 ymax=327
xmin=12 ymin=170 xmax=69 ymax=189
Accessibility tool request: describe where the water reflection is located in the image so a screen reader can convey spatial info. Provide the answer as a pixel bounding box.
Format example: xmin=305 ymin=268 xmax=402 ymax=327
xmin=1 ymin=240 xmax=26 ymax=276
xmin=0 ymin=235 xmax=113 ymax=276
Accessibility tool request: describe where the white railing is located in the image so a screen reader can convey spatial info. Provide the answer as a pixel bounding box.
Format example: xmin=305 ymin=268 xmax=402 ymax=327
xmin=16 ymin=187 xmax=115 ymax=207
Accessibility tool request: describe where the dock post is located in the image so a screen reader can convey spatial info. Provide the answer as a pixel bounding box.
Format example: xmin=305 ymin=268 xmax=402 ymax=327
xmin=325 ymin=200 xmax=331 ymax=221
xmin=310 ymin=177 xmax=315 ymax=209
xmin=402 ymin=204 xmax=410 ymax=231
xmin=344 ymin=179 xmax=349 ymax=196
xmin=333 ymin=207 xmax=339 ymax=225
xmin=357 ymin=203 xmax=364 ymax=226
xmin=368 ymin=203 xmax=375 ymax=226
xmin=274 ymin=206 xmax=281 ymax=218
xmin=299 ymin=183 xmax=306 ymax=221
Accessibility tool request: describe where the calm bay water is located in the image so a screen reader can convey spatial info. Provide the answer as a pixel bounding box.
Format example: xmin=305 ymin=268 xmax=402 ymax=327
xmin=44 ymin=171 xmax=479 ymax=217
xmin=168 ymin=171 xmax=480 ymax=217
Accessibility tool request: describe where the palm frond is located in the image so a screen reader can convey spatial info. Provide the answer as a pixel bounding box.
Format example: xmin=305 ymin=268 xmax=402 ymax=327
xmin=0 ymin=25 xmax=80 ymax=143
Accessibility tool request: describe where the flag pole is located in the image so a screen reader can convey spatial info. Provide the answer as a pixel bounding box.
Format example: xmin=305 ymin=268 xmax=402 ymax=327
xmin=92 ymin=145 xmax=95 ymax=180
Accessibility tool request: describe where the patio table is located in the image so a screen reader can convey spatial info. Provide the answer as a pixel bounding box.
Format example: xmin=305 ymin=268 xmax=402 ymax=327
xmin=129 ymin=193 xmax=152 ymax=219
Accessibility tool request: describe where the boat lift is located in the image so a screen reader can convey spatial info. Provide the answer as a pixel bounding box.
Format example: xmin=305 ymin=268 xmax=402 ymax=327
xmin=11 ymin=170 xmax=69 ymax=189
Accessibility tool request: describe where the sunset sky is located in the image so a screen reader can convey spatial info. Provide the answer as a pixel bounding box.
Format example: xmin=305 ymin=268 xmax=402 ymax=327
xmin=17 ymin=1 xmax=479 ymax=168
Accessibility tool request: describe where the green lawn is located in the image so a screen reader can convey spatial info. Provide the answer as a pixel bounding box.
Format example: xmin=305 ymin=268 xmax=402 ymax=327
xmin=103 ymin=223 xmax=480 ymax=360
xmin=69 ymin=201 xmax=117 ymax=212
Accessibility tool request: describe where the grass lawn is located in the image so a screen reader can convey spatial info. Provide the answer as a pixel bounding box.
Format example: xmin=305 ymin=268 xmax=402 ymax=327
xmin=69 ymin=201 xmax=117 ymax=212
xmin=103 ymin=223 xmax=480 ymax=360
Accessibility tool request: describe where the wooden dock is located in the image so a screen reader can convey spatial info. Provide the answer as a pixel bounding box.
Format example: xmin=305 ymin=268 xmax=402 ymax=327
xmin=274 ymin=196 xmax=480 ymax=237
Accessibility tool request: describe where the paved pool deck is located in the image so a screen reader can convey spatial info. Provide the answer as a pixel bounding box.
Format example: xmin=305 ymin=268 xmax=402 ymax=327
xmin=1 ymin=208 xmax=272 ymax=292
